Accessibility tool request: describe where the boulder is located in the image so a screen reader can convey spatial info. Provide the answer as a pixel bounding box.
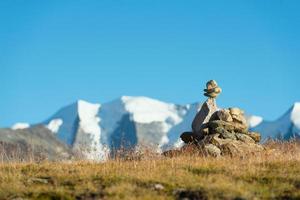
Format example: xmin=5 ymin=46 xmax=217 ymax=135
xmin=216 ymin=109 xmax=233 ymax=122
xmin=246 ymin=132 xmax=261 ymax=143
xmin=236 ymin=133 xmax=255 ymax=143
xmin=229 ymin=107 xmax=244 ymax=116
xmin=180 ymin=132 xmax=203 ymax=143
xmin=202 ymin=134 xmax=263 ymax=156
xmin=212 ymin=127 xmax=236 ymax=140
xmin=192 ymin=98 xmax=218 ymax=133
xmin=208 ymin=134 xmax=234 ymax=147
xmin=209 ymin=120 xmax=236 ymax=132
xmin=232 ymin=122 xmax=248 ymax=133
xmin=219 ymin=140 xmax=264 ymax=156
xmin=209 ymin=120 xmax=248 ymax=133
xmin=229 ymin=107 xmax=248 ymax=126
xmin=232 ymin=115 xmax=247 ymax=126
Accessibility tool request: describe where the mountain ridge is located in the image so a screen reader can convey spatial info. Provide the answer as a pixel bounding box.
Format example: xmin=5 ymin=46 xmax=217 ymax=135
xmin=250 ymin=102 xmax=300 ymax=141
xmin=7 ymin=96 xmax=300 ymax=160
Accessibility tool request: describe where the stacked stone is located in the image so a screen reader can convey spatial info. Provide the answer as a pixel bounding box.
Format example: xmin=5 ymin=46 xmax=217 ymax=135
xmin=180 ymin=80 xmax=264 ymax=157
xmin=189 ymin=80 xmax=221 ymax=138
xmin=204 ymin=80 xmax=222 ymax=98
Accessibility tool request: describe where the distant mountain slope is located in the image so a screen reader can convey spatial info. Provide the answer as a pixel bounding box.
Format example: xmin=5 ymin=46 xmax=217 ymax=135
xmin=250 ymin=103 xmax=300 ymax=141
xmin=6 ymin=97 xmax=300 ymax=160
xmin=43 ymin=100 xmax=106 ymax=160
xmin=41 ymin=96 xmax=195 ymax=159
xmin=99 ymin=96 xmax=192 ymax=151
xmin=0 ymin=125 xmax=72 ymax=161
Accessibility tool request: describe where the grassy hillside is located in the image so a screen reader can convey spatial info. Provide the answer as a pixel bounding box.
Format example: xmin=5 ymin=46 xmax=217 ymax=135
xmin=0 ymin=141 xmax=300 ymax=200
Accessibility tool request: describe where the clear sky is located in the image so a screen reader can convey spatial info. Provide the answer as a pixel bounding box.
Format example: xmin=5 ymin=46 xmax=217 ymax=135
xmin=0 ymin=0 xmax=299 ymax=127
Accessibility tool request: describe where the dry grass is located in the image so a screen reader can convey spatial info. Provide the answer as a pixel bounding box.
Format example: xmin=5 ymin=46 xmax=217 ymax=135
xmin=0 ymin=141 xmax=300 ymax=200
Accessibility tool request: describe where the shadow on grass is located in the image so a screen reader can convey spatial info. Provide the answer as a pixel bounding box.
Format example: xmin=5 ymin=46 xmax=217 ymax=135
xmin=186 ymin=166 xmax=226 ymax=176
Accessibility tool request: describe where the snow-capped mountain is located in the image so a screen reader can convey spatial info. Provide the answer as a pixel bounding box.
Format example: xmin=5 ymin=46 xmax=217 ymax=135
xmin=41 ymin=96 xmax=201 ymax=160
xmin=250 ymin=103 xmax=300 ymax=141
xmin=7 ymin=97 xmax=300 ymax=160
xmin=43 ymin=100 xmax=106 ymax=160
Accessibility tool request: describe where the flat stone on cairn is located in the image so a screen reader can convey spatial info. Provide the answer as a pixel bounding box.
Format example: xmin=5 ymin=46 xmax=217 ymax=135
xmin=179 ymin=80 xmax=264 ymax=157
xmin=204 ymin=80 xmax=222 ymax=98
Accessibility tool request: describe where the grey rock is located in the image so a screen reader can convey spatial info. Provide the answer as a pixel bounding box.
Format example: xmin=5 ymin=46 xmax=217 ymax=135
xmin=201 ymin=128 xmax=209 ymax=136
xmin=216 ymin=109 xmax=233 ymax=122
xmin=206 ymin=80 xmax=218 ymax=89
xmin=180 ymin=132 xmax=203 ymax=143
xmin=204 ymin=87 xmax=222 ymax=94
xmin=219 ymin=140 xmax=264 ymax=156
xmin=228 ymin=108 xmax=248 ymax=127
xmin=229 ymin=107 xmax=244 ymax=115
xmin=204 ymin=92 xmax=219 ymax=98
xmin=28 ymin=177 xmax=50 ymax=184
xmin=232 ymin=114 xmax=247 ymax=125
xmin=232 ymin=122 xmax=248 ymax=133
xmin=154 ymin=183 xmax=164 ymax=190
xmin=208 ymin=134 xmax=234 ymax=147
xmin=209 ymin=120 xmax=235 ymax=131
xmin=246 ymin=132 xmax=261 ymax=143
xmin=236 ymin=133 xmax=255 ymax=143
xmin=209 ymin=120 xmax=248 ymax=133
xmin=203 ymin=133 xmax=263 ymax=156
xmin=201 ymin=132 xmax=264 ymax=157
xmin=213 ymin=127 xmax=236 ymax=140
xmin=192 ymin=98 xmax=218 ymax=133
xmin=203 ymin=80 xmax=222 ymax=99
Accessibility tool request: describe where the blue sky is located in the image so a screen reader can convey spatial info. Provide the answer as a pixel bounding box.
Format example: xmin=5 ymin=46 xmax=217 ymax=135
xmin=0 ymin=0 xmax=299 ymax=127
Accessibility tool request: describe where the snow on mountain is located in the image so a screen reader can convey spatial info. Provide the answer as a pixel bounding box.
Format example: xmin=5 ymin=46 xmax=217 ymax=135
xmin=11 ymin=123 xmax=30 ymax=130
xmin=118 ymin=96 xmax=190 ymax=151
xmin=99 ymin=96 xmax=189 ymax=151
xmin=40 ymin=96 xmax=194 ymax=159
xmin=46 ymin=119 xmax=63 ymax=133
xmin=43 ymin=100 xmax=108 ymax=160
xmin=72 ymin=100 xmax=107 ymax=160
xmin=121 ymin=96 xmax=184 ymax=128
xmin=44 ymin=102 xmax=79 ymax=146
xmin=246 ymin=115 xmax=263 ymax=128
xmin=250 ymin=102 xmax=300 ymax=141
xmin=291 ymin=102 xmax=300 ymax=130
xmin=17 ymin=96 xmax=298 ymax=160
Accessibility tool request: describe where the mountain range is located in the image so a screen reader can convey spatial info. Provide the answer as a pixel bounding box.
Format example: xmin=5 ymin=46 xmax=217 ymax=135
xmin=2 ymin=96 xmax=300 ymax=161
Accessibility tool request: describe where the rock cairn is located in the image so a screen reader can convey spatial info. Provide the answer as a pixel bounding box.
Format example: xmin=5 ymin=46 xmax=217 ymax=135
xmin=180 ymin=80 xmax=264 ymax=157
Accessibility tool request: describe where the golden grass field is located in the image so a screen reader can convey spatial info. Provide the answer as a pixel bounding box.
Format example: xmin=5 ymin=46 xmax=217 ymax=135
xmin=0 ymin=141 xmax=300 ymax=200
